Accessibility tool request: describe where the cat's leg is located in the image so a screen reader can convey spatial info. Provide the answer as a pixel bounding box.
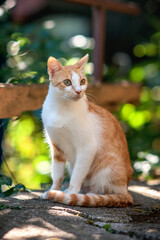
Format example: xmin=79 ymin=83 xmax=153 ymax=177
xmin=50 ymin=159 xmax=65 ymax=190
xmin=41 ymin=144 xmax=66 ymax=199
xmin=50 ymin=144 xmax=66 ymax=190
xmin=63 ymin=162 xmax=72 ymax=193
xmin=67 ymin=143 xmax=97 ymax=194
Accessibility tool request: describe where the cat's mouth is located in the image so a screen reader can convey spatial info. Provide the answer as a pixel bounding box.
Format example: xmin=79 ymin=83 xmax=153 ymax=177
xmin=72 ymin=95 xmax=82 ymax=101
xmin=68 ymin=94 xmax=83 ymax=101
xmin=64 ymin=92 xmax=84 ymax=101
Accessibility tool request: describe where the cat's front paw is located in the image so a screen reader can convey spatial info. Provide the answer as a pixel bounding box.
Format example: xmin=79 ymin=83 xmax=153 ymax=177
xmin=40 ymin=191 xmax=48 ymax=199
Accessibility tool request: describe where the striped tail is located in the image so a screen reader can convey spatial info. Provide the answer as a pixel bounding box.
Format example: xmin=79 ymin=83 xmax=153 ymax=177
xmin=43 ymin=190 xmax=134 ymax=207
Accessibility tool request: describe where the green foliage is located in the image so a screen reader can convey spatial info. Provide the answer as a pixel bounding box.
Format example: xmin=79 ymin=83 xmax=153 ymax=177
xmin=110 ymin=15 xmax=160 ymax=180
xmin=0 ymin=204 xmax=21 ymax=210
xmin=0 ymin=3 xmax=93 ymax=84
xmin=117 ymin=88 xmax=160 ymax=179
xmin=0 ymin=204 xmax=9 ymax=210
xmin=2 ymin=113 xmax=52 ymax=189
xmin=0 ymin=174 xmax=26 ymax=198
xmin=0 ymin=174 xmax=12 ymax=187
xmin=116 ymin=35 xmax=160 ymax=178
xmin=103 ymin=224 xmax=114 ymax=233
xmin=88 ymin=219 xmax=94 ymax=225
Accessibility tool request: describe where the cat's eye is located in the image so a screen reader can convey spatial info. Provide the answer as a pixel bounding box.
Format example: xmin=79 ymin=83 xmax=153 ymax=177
xmin=80 ymin=79 xmax=85 ymax=85
xmin=63 ymin=79 xmax=72 ymax=86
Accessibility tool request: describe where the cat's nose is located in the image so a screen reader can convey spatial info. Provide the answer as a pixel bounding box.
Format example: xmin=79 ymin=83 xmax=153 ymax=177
xmin=75 ymin=90 xmax=82 ymax=95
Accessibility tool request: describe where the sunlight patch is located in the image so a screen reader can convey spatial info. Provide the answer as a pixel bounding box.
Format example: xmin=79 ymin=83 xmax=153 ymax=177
xmin=128 ymin=185 xmax=160 ymax=199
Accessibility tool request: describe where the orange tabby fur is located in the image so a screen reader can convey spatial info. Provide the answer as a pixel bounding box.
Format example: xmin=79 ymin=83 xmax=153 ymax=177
xmin=41 ymin=54 xmax=134 ymax=207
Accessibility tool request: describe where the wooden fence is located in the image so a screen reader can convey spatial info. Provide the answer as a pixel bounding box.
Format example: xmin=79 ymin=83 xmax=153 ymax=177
xmin=0 ymin=82 xmax=141 ymax=118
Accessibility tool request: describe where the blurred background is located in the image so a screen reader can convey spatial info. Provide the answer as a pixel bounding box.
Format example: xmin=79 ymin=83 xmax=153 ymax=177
xmin=0 ymin=0 xmax=160 ymax=189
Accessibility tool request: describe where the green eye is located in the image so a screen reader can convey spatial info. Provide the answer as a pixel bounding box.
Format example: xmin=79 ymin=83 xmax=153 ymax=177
xmin=63 ymin=79 xmax=72 ymax=86
xmin=80 ymin=79 xmax=85 ymax=85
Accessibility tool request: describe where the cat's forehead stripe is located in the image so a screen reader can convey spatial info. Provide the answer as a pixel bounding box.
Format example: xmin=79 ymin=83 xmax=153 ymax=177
xmin=71 ymin=71 xmax=81 ymax=90
xmin=71 ymin=71 xmax=80 ymax=82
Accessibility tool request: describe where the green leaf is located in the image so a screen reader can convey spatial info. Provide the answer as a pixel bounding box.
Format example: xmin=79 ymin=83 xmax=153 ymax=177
xmin=1 ymin=187 xmax=15 ymax=197
xmin=11 ymin=206 xmax=21 ymax=210
xmin=14 ymin=183 xmax=26 ymax=192
xmin=0 ymin=175 xmax=12 ymax=187
xmin=0 ymin=204 xmax=21 ymax=210
xmin=103 ymin=224 xmax=114 ymax=233
xmin=0 ymin=204 xmax=9 ymax=210
xmin=0 ymin=184 xmax=26 ymax=198
xmin=88 ymin=219 xmax=94 ymax=225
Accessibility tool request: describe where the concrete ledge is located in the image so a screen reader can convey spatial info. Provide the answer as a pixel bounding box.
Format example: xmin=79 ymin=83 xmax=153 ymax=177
xmin=0 ymin=180 xmax=159 ymax=240
xmin=0 ymin=82 xmax=142 ymax=118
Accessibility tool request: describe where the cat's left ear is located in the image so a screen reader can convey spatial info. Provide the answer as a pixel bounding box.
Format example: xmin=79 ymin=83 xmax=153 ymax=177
xmin=47 ymin=57 xmax=63 ymax=80
xmin=74 ymin=54 xmax=89 ymax=71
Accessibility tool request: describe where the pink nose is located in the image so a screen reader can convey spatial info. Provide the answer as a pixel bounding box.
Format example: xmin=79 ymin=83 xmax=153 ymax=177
xmin=76 ymin=90 xmax=82 ymax=95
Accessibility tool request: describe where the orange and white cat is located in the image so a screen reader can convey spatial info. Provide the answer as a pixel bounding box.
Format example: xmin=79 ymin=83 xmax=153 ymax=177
xmin=41 ymin=54 xmax=134 ymax=207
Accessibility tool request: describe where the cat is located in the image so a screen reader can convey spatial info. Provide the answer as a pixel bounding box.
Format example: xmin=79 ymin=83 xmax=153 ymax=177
xmin=41 ymin=54 xmax=134 ymax=207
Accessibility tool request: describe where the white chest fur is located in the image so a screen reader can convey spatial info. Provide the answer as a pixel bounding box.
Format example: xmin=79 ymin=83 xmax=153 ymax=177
xmin=41 ymin=84 xmax=97 ymax=164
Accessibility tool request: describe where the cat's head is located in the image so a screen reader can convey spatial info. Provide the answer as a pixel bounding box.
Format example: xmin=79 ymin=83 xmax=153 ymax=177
xmin=47 ymin=54 xmax=88 ymax=101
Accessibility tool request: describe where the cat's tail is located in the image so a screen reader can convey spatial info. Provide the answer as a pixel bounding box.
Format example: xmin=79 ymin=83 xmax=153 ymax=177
xmin=41 ymin=190 xmax=134 ymax=207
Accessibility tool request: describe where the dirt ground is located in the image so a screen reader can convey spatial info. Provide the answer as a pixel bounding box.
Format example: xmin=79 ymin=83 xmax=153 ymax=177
xmin=0 ymin=180 xmax=160 ymax=240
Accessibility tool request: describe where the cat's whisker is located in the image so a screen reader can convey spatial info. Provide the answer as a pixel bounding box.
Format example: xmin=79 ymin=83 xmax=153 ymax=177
xmin=85 ymin=92 xmax=96 ymax=104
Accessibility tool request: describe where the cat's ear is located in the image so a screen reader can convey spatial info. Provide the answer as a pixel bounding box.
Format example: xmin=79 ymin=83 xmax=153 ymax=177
xmin=74 ymin=54 xmax=89 ymax=71
xmin=47 ymin=57 xmax=63 ymax=80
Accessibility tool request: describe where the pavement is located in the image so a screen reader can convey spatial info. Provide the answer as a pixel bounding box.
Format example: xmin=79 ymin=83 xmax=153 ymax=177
xmin=0 ymin=180 xmax=160 ymax=240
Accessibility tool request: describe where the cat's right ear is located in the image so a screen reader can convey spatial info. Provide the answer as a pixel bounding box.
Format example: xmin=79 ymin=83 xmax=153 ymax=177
xmin=47 ymin=57 xmax=63 ymax=80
